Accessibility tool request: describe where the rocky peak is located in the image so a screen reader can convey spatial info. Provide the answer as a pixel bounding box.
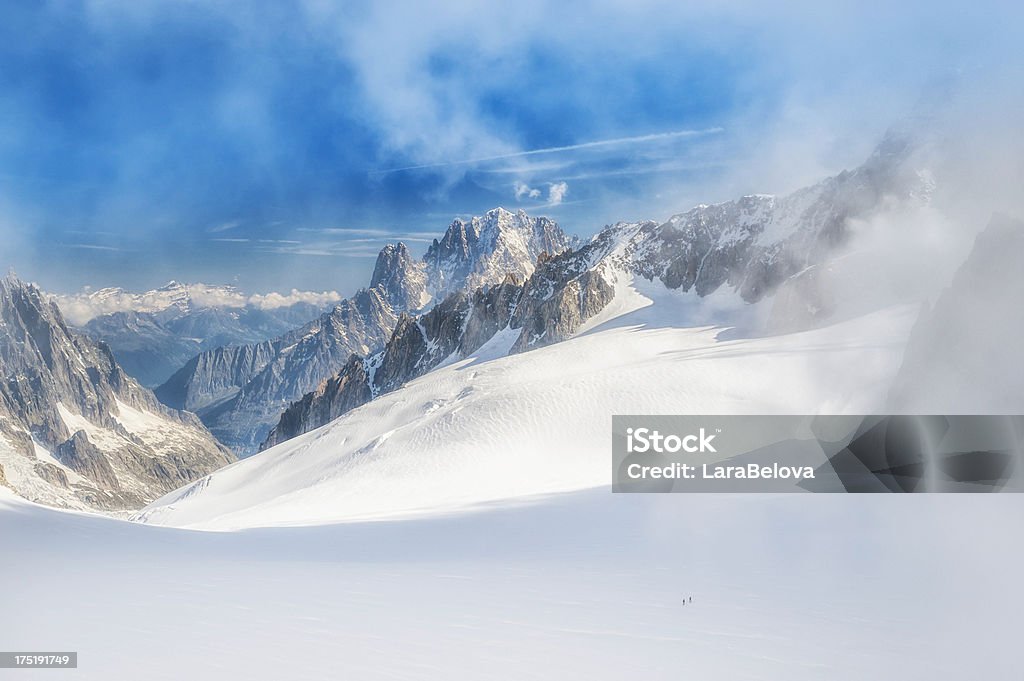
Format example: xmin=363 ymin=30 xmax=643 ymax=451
xmin=424 ymin=207 xmax=573 ymax=298
xmin=370 ymin=242 xmax=412 ymax=288
xmin=369 ymin=241 xmax=429 ymax=311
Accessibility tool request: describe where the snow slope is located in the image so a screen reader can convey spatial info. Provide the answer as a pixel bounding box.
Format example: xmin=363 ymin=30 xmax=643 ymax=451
xmin=138 ymin=277 xmax=917 ymax=530
xmin=2 ymin=486 xmax=1020 ymax=680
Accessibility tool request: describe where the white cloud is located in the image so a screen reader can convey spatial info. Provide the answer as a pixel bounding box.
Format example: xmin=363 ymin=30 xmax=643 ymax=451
xmin=547 ymin=182 xmax=568 ymax=205
xmin=246 ymin=289 xmax=344 ymax=310
xmin=514 ymin=181 xmax=541 ymax=200
xmin=54 ymin=282 xmax=343 ymax=325
xmin=511 ymin=180 xmax=568 ymax=205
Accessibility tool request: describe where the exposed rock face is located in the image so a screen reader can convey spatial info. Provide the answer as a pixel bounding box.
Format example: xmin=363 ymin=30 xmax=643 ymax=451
xmin=509 ymin=248 xmax=618 ymax=354
xmin=31 ymin=462 xmax=67 ymax=489
xmin=156 ymin=340 xmax=277 ymax=413
xmin=375 ymin=294 xmax=473 ymax=395
xmin=0 ymin=274 xmax=234 ymax=513
xmin=264 ymin=354 xmax=374 ymax=450
xmin=54 ymin=430 xmax=120 ymax=490
xmin=887 ymin=214 xmax=1024 ymax=413
xmin=461 ymin=274 xmax=524 ymax=354
xmin=162 ymin=208 xmax=573 ymax=455
xmin=370 ymin=242 xmax=429 ymax=311
xmin=425 ymin=208 xmax=573 ymax=298
xmin=262 ymin=128 xmax=934 ymax=448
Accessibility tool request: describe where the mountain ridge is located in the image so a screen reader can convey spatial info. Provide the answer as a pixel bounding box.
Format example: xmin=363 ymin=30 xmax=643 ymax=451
xmin=156 ymin=207 xmax=574 ymax=454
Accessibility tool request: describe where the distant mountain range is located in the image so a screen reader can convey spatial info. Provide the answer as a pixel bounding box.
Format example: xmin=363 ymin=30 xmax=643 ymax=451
xmin=54 ymin=282 xmax=340 ymax=387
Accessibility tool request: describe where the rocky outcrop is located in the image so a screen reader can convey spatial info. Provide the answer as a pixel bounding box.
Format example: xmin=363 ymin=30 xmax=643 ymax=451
xmin=461 ymin=274 xmax=523 ymax=354
xmin=265 ymin=355 xmax=374 ymax=448
xmin=0 ymin=274 xmax=234 ymax=513
xmin=55 ymin=430 xmax=120 ymax=490
xmin=32 ymin=462 xmax=68 ymax=489
xmin=509 ymin=250 xmax=616 ymax=353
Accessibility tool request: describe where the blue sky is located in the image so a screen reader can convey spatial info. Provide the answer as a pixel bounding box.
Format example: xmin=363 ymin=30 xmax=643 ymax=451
xmin=1 ymin=0 xmax=1020 ymax=295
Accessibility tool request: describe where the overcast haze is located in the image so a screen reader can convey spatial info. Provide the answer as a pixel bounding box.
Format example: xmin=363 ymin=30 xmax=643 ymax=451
xmin=1 ymin=0 xmax=1022 ymax=296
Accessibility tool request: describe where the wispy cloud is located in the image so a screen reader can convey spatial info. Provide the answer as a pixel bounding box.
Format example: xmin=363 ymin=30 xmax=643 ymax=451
xmin=373 ymin=128 xmax=724 ymax=174
xmin=482 ymin=161 xmax=578 ymax=176
xmin=555 ymin=161 xmax=733 ymax=182
xmin=208 ymin=220 xmax=242 ymax=233
xmin=59 ymin=243 xmax=124 ymax=252
xmin=257 ymin=241 xmax=385 ymax=258
xmin=298 ymin=227 xmax=438 ymax=243
xmin=297 ymin=227 xmax=392 ymax=235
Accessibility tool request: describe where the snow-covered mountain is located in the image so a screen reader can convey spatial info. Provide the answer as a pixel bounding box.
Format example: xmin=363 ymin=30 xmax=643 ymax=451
xmin=56 ymin=281 xmax=338 ymax=387
xmin=0 ymin=274 xmax=234 ymax=513
xmin=156 ymin=208 xmax=573 ymax=455
xmin=424 ymin=209 xmax=573 ymax=298
xmin=262 ymin=128 xmax=933 ymax=449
